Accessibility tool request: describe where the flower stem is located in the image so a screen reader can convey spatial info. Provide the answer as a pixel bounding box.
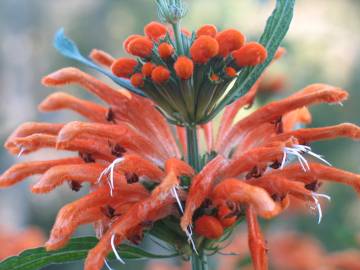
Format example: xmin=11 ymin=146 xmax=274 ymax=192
xmin=186 ymin=125 xmax=208 ymax=270
xmin=186 ymin=126 xmax=200 ymax=172
xmin=172 ymin=22 xmax=185 ymax=55
xmin=191 ymin=252 xmax=208 ymax=270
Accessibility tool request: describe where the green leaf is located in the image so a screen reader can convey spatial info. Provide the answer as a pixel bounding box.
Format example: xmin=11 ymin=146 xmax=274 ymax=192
xmin=0 ymin=237 xmax=177 ymax=270
xmin=205 ymin=0 xmax=295 ymax=121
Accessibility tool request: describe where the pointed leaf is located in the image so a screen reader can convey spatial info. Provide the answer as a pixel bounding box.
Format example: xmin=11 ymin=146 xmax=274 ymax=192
xmin=205 ymin=0 xmax=295 ymax=121
xmin=54 ymin=28 xmax=145 ymax=97
xmin=0 ymin=237 xmax=177 ymax=270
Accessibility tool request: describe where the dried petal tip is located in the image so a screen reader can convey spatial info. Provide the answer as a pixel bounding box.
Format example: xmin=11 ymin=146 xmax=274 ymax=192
xmin=196 ymin=24 xmax=217 ymax=38
xmin=232 ymin=42 xmax=267 ymax=67
xmin=111 ymin=58 xmax=138 ymax=78
xmin=190 ymin=36 xmax=219 ymax=64
xmin=174 ymin=56 xmax=194 ymax=80
xmin=130 ymin=73 xmax=144 ymax=88
xmin=216 ymin=29 xmax=245 ymax=57
xmin=194 ymin=215 xmax=224 ymax=239
xmin=144 ymin=21 xmax=167 ymax=41
xmin=128 ymin=37 xmax=154 ymax=58
xmin=151 ymin=66 xmax=170 ymax=84
xmin=158 ymin=43 xmax=174 ymax=59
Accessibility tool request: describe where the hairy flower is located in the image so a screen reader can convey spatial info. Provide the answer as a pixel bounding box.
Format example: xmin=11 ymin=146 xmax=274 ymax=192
xmin=1 ymin=3 xmax=360 ymax=270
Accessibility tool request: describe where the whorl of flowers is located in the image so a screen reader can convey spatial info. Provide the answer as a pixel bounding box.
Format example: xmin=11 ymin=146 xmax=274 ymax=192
xmin=1 ymin=1 xmax=360 ymax=270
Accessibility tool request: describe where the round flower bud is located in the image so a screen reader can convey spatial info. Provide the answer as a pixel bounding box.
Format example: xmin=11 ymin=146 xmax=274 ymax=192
xmin=111 ymin=58 xmax=138 ymax=78
xmin=232 ymin=42 xmax=267 ymax=67
xmin=128 ymin=37 xmax=154 ymax=58
xmin=151 ymin=66 xmax=170 ymax=84
xmin=196 ymin=24 xmax=217 ymax=38
xmin=194 ymin=215 xmax=224 ymax=239
xmin=216 ymin=29 xmax=245 ymax=57
xmin=174 ymin=56 xmax=194 ymax=80
xmin=144 ymin=21 xmax=167 ymax=41
xmin=123 ymin=34 xmax=143 ymax=54
xmin=210 ymin=73 xmax=220 ymax=81
xmin=130 ymin=73 xmax=144 ymax=88
xmin=158 ymin=43 xmax=174 ymax=59
xmin=190 ymin=36 xmax=219 ymax=64
xmin=141 ymin=62 xmax=156 ymax=77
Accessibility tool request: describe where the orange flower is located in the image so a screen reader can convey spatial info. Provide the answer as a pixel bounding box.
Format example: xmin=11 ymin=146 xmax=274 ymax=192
xmin=174 ymin=56 xmax=194 ymax=80
xmin=196 ymin=24 xmax=217 ymax=38
xmin=232 ymin=42 xmax=267 ymax=67
xmin=111 ymin=58 xmax=138 ymax=78
xmin=190 ymin=36 xmax=219 ymax=64
xmin=144 ymin=21 xmax=168 ymax=41
xmin=141 ymin=62 xmax=156 ymax=77
xmin=127 ymin=37 xmax=154 ymax=58
xmin=216 ymin=29 xmax=245 ymax=57
xmin=130 ymin=73 xmax=144 ymax=88
xmin=151 ymin=66 xmax=171 ymax=84
xmin=158 ymin=42 xmax=174 ymax=59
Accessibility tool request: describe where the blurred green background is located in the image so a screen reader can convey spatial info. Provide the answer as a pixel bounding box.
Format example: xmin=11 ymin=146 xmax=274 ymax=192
xmin=0 ymin=0 xmax=359 ymax=269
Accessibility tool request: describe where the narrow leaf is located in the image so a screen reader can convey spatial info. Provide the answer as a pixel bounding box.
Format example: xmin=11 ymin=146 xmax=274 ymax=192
xmin=205 ymin=0 xmax=295 ymax=121
xmin=54 ymin=28 xmax=145 ymax=97
xmin=0 ymin=237 xmax=177 ymax=270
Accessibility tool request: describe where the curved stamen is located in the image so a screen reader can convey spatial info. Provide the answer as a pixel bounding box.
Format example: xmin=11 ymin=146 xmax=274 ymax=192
xmin=111 ymin=234 xmax=125 ymax=264
xmin=311 ymin=192 xmax=331 ymax=224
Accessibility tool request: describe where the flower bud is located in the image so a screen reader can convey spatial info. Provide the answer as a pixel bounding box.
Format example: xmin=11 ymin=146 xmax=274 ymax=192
xmin=128 ymin=37 xmax=154 ymax=58
xmin=158 ymin=43 xmax=174 ymax=59
xmin=111 ymin=58 xmax=138 ymax=78
xmin=232 ymin=42 xmax=267 ymax=67
xmin=130 ymin=73 xmax=144 ymax=88
xmin=174 ymin=56 xmax=194 ymax=80
xmin=144 ymin=21 xmax=168 ymax=41
xmin=190 ymin=36 xmax=219 ymax=64
xmin=194 ymin=215 xmax=224 ymax=239
xmin=142 ymin=62 xmax=156 ymax=77
xmin=196 ymin=24 xmax=217 ymax=38
xmin=216 ymin=29 xmax=245 ymax=57
xmin=225 ymin=67 xmax=237 ymax=77
xmin=123 ymin=34 xmax=143 ymax=54
xmin=151 ymin=66 xmax=170 ymax=84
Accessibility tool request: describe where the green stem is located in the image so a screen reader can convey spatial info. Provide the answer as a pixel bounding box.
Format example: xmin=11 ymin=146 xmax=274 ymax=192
xmin=191 ymin=252 xmax=208 ymax=270
xmin=186 ymin=126 xmax=200 ymax=172
xmin=172 ymin=22 xmax=185 ymax=55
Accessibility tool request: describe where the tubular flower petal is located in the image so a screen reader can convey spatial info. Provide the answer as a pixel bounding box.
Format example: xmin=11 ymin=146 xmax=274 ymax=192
xmin=194 ymin=215 xmax=224 ymax=239
xmin=232 ymin=42 xmax=268 ymax=67
xmin=216 ymin=29 xmax=245 ymax=57
xmin=89 ymin=49 xmax=115 ymax=68
xmin=128 ymin=37 xmax=154 ymax=58
xmin=144 ymin=21 xmax=167 ymax=41
xmin=217 ymin=204 xmax=237 ymax=228
xmin=190 ymin=36 xmax=219 ymax=64
xmin=158 ymin=42 xmax=174 ymax=59
xmin=196 ymin=24 xmax=218 ymax=38
xmin=151 ymin=66 xmax=171 ymax=84
xmin=111 ymin=58 xmax=138 ymax=78
xmin=174 ymin=56 xmax=194 ymax=80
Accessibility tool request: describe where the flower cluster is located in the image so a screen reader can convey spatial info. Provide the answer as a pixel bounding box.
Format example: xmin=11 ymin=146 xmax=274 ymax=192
xmin=110 ymin=21 xmax=266 ymax=124
xmin=1 ymin=2 xmax=360 ymax=270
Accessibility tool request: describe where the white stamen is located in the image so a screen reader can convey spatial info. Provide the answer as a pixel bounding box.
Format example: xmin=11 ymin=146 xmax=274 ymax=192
xmin=311 ymin=192 xmax=331 ymax=224
xmin=17 ymin=147 xmax=26 ymax=158
xmin=281 ymin=144 xmax=331 ymax=171
xmin=97 ymin=157 xmax=125 ymax=196
xmin=104 ymin=259 xmax=114 ymax=270
xmin=111 ymin=234 xmax=125 ymax=264
xmin=185 ymin=226 xmax=198 ymax=255
xmin=170 ymin=186 xmax=184 ymax=213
